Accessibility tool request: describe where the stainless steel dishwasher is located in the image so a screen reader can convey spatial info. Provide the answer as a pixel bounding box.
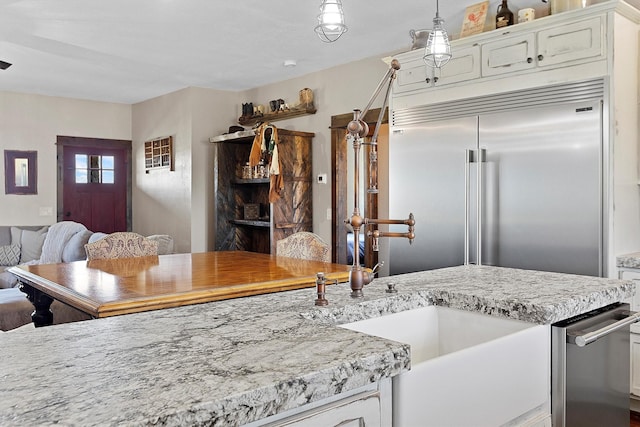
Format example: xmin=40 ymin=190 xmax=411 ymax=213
xmin=552 ymin=302 xmax=640 ymax=426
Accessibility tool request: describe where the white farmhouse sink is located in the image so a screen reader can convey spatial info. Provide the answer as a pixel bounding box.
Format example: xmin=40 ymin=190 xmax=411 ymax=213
xmin=340 ymin=306 xmax=550 ymax=427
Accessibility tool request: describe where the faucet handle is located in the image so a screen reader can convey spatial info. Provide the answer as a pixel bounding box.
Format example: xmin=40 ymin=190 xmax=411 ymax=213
xmin=314 ymin=272 xmax=328 ymax=306
xmin=371 ymin=261 xmax=384 ymax=275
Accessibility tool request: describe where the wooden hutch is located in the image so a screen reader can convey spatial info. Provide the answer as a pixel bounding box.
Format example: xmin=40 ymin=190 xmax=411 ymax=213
xmin=210 ymin=129 xmax=314 ymax=254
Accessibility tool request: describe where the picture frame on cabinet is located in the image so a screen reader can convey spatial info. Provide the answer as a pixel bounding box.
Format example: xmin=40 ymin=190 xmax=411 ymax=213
xmin=461 ymin=1 xmax=489 ymax=38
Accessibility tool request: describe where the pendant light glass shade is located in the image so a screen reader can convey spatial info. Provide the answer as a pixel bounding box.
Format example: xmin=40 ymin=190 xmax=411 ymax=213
xmin=315 ymin=0 xmax=347 ymax=43
xmin=423 ymin=6 xmax=452 ymax=68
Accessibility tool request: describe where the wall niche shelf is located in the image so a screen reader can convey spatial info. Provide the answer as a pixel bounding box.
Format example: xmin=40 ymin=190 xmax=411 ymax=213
xmin=238 ymin=106 xmax=317 ymax=126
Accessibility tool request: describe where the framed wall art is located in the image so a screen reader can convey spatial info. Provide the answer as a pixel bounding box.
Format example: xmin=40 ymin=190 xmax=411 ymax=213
xmin=4 ymin=150 xmax=37 ymax=195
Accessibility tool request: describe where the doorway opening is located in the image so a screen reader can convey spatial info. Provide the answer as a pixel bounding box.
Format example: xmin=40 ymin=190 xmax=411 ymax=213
xmin=56 ymin=136 xmax=132 ymax=233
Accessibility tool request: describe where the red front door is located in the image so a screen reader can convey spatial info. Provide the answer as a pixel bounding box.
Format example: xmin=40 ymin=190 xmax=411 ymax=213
xmin=61 ymin=140 xmax=129 ymax=233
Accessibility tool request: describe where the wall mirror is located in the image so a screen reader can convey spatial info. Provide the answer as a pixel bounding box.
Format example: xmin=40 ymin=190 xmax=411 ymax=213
xmin=4 ymin=150 xmax=37 ymax=195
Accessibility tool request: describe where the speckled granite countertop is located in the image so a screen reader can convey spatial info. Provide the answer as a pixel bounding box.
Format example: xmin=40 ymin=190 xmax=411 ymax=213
xmin=617 ymin=252 xmax=640 ymax=269
xmin=0 ymin=265 xmax=634 ymax=426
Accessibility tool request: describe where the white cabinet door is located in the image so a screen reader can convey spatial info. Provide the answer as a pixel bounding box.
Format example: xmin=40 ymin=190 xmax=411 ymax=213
xmin=434 ymin=45 xmax=481 ymax=87
xmin=481 ymin=33 xmax=536 ymax=77
xmin=395 ymin=56 xmax=430 ymax=95
xmin=632 ymin=333 xmax=640 ymax=397
xmin=537 ymin=16 xmax=604 ymax=67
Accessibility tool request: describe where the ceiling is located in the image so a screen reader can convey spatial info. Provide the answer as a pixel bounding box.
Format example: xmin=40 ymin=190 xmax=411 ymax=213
xmin=0 ymin=0 xmax=544 ymax=104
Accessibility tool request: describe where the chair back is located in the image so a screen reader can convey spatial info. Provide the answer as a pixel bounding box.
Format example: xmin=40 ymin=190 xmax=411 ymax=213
xmin=84 ymin=232 xmax=159 ymax=260
xmin=276 ymin=231 xmax=330 ymax=263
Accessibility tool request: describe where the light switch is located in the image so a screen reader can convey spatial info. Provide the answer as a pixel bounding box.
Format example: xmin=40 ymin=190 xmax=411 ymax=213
xmin=39 ymin=207 xmax=53 ymax=216
xmin=317 ymin=174 xmax=327 ymax=184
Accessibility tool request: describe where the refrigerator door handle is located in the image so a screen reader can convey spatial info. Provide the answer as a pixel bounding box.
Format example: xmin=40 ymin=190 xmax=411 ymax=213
xmin=464 ymin=149 xmax=473 ymax=265
xmin=477 ymin=148 xmax=486 ymax=266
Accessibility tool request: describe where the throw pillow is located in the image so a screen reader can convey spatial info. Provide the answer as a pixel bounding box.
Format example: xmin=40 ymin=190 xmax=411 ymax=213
xmin=61 ymin=229 xmax=93 ymax=262
xmin=0 ymin=244 xmax=21 ymax=266
xmin=11 ymin=226 xmax=48 ymax=263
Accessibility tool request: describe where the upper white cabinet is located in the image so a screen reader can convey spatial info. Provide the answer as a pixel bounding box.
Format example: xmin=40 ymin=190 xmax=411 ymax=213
xmin=393 ymin=5 xmax=612 ymax=95
xmin=536 ymin=16 xmax=604 ymax=67
xmin=395 ymin=45 xmax=481 ymax=94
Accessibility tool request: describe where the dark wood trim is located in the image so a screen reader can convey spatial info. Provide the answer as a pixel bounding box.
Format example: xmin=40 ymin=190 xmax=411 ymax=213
xmin=330 ymin=108 xmax=387 ymax=267
xmin=56 ymin=136 xmax=133 ymax=231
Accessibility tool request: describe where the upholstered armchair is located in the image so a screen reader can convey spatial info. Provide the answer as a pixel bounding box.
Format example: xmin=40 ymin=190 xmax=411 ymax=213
xmin=276 ymin=232 xmax=330 ymax=263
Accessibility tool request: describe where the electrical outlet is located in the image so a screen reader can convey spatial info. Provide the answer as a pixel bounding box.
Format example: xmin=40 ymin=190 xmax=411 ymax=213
xmin=317 ymin=173 xmax=327 ymax=184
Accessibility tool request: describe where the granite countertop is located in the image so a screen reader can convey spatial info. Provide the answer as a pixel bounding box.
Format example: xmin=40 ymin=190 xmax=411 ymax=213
xmin=0 ymin=265 xmax=635 ymax=426
xmin=617 ymin=252 xmax=640 ymax=269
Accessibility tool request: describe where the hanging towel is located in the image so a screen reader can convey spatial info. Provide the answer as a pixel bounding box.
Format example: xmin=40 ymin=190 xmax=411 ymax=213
xmin=249 ymin=123 xmax=283 ymax=202
xmin=249 ymin=123 xmax=278 ymax=167
xmin=269 ymin=144 xmax=284 ymax=202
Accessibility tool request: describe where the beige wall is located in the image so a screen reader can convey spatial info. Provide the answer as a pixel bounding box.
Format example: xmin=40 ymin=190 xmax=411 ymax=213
xmin=0 ymin=91 xmax=131 ymax=226
xmin=243 ymin=55 xmax=392 ymax=245
xmin=131 ymin=87 xmax=239 ymax=253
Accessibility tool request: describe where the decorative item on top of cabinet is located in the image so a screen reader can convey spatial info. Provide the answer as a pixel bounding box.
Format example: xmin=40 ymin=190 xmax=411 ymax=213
xmin=238 ymin=88 xmax=317 ymax=126
xmin=210 ymin=128 xmax=314 ymax=254
xmin=460 ymin=1 xmax=489 ymax=38
xmin=496 ymin=0 xmax=515 ymax=28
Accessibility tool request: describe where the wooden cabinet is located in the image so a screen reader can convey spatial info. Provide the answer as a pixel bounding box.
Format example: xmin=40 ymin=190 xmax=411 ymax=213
xmin=211 ymin=129 xmax=314 ymax=254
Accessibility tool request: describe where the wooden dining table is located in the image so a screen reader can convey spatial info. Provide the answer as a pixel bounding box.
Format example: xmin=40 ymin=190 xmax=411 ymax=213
xmin=8 ymin=251 xmax=352 ymax=327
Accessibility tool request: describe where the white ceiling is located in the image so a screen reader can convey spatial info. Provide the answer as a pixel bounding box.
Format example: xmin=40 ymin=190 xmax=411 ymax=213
xmin=0 ymin=0 xmax=545 ymax=104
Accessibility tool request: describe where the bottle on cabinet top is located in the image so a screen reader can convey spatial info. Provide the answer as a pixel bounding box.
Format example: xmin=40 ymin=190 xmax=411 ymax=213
xmin=496 ymin=0 xmax=514 ymax=28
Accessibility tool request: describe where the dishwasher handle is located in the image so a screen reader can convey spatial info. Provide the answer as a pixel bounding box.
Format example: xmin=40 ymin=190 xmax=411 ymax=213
xmin=569 ymin=310 xmax=640 ymax=347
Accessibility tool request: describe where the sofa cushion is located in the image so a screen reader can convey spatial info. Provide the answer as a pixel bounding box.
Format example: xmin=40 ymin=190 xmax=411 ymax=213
xmin=0 ymin=244 xmax=21 ymax=266
xmin=11 ymin=226 xmax=48 ymax=263
xmin=0 ymin=270 xmax=18 ymax=289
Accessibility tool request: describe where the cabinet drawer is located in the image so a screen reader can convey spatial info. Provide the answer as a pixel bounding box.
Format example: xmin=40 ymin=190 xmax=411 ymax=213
xmin=537 ymin=16 xmax=604 ymax=67
xmin=481 ymin=33 xmax=536 ymax=76
xmin=262 ymin=390 xmax=382 ymax=426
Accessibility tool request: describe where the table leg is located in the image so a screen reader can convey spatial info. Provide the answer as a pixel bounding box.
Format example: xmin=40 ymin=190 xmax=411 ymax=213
xmin=19 ymin=283 xmax=54 ymax=327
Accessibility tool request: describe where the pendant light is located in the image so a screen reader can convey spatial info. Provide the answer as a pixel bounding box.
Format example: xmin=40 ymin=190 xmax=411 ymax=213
xmin=423 ymin=0 xmax=452 ymax=68
xmin=314 ymin=0 xmax=348 ymax=43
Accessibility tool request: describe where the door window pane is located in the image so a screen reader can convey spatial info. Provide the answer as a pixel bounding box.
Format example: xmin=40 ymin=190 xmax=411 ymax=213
xmin=74 ymin=154 xmax=115 ymax=184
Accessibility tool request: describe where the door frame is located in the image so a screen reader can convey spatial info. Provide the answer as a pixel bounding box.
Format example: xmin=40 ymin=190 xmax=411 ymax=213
xmin=330 ymin=108 xmax=387 ymax=267
xmin=56 ymin=135 xmax=132 ymax=230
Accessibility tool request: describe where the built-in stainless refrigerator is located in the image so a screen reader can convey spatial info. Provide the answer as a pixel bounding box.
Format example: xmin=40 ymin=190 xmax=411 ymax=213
xmin=388 ymin=81 xmax=604 ymax=277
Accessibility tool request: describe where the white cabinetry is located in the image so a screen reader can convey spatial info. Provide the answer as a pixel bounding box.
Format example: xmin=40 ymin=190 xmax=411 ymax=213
xmin=481 ymin=32 xmax=536 ymax=76
xmin=536 ymin=16 xmax=604 ymax=67
xmin=480 ymin=16 xmax=603 ymax=76
xmin=393 ymin=8 xmax=610 ymax=103
xmin=619 ymin=268 xmax=640 ymax=406
xmin=395 ymin=45 xmax=480 ymax=94
xmin=247 ymin=381 xmax=391 ymax=427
